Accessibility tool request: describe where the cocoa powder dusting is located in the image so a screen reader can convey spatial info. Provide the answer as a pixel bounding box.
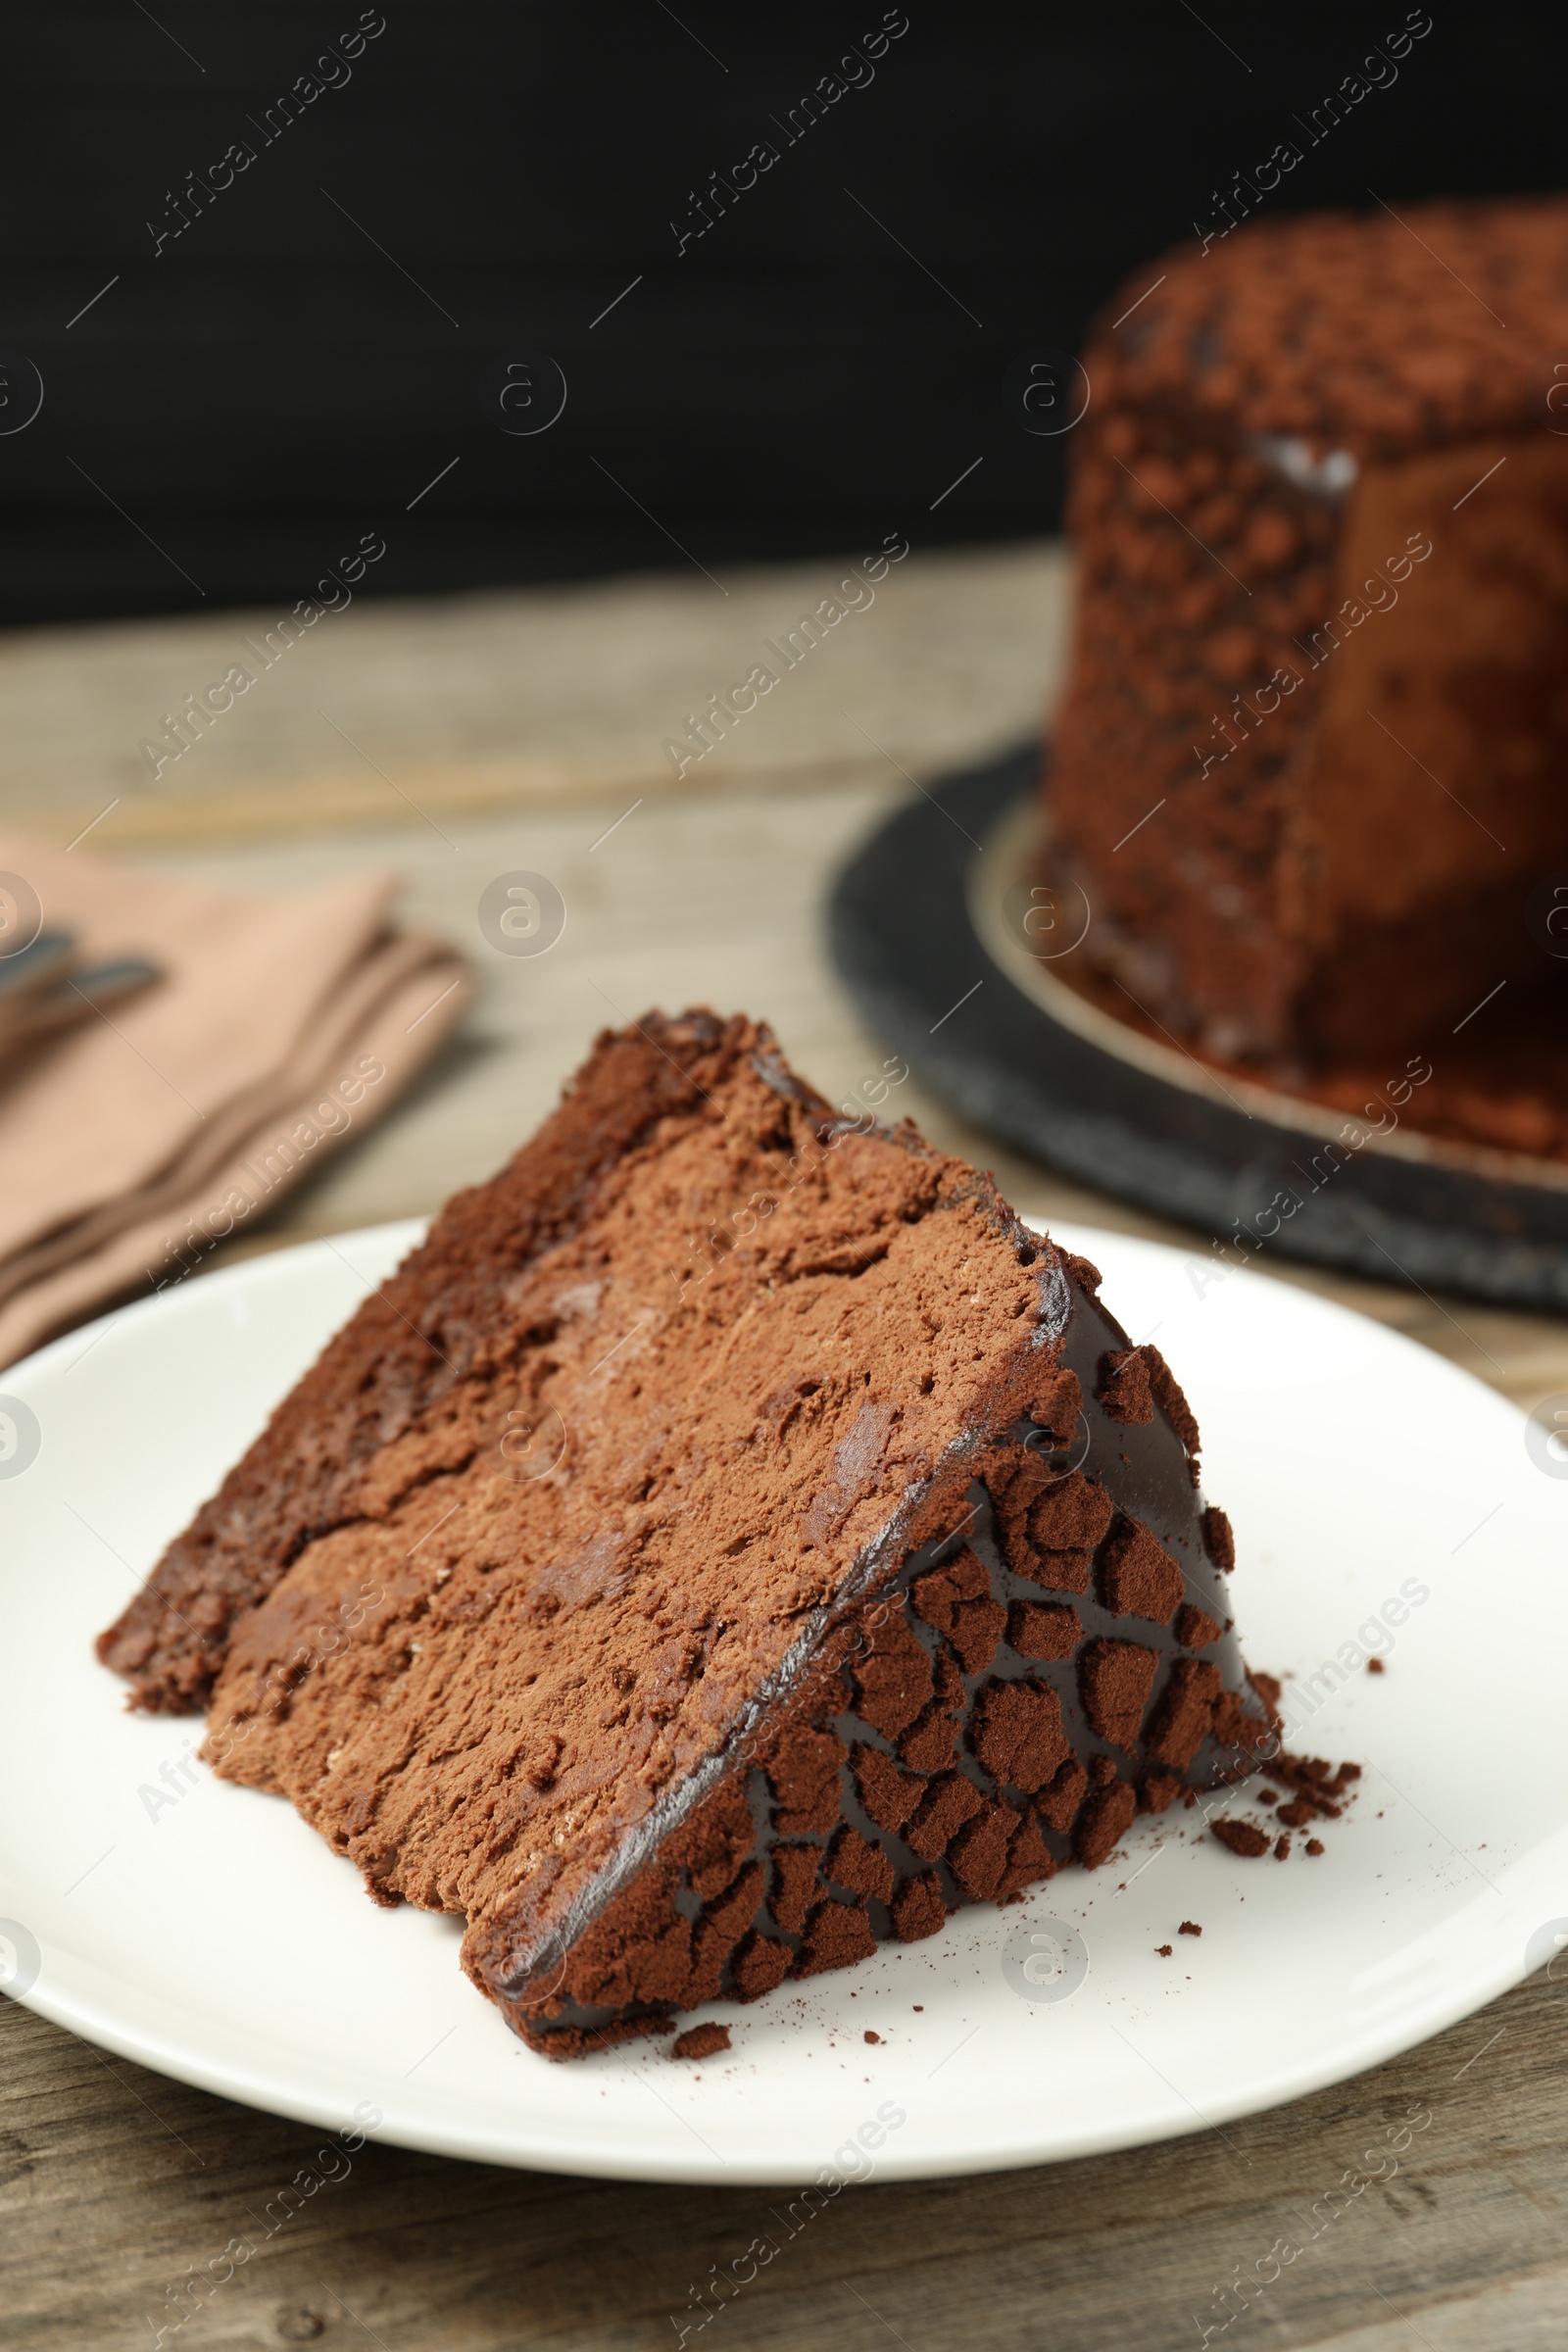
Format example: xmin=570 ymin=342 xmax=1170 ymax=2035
xmin=200 ymin=1018 xmax=1050 ymax=1951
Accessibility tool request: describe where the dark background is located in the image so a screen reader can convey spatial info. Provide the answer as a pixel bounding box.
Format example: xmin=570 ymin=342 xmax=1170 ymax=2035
xmin=5 ymin=3 xmax=1563 ymax=627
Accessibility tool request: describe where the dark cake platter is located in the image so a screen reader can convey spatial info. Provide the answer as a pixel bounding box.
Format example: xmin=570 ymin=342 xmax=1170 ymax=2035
xmin=830 ymin=745 xmax=1568 ymax=1312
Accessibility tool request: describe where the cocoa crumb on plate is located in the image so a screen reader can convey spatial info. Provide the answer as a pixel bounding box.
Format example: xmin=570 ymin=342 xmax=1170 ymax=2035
xmin=671 ymin=2024 xmax=731 ymax=2062
xmin=1212 ymin=1820 xmax=1272 ymax=1859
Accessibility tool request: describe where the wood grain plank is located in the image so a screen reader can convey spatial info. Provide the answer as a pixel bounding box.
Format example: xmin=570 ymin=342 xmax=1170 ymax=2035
xmin=1 ymin=547 xmax=1068 ymax=850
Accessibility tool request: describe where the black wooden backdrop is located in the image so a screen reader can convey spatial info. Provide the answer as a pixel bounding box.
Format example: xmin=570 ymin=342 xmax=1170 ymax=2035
xmin=3 ymin=4 xmax=1562 ymax=624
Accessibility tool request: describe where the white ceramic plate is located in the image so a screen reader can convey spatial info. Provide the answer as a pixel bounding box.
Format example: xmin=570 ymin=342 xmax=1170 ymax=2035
xmin=1 ymin=1217 xmax=1563 ymax=2184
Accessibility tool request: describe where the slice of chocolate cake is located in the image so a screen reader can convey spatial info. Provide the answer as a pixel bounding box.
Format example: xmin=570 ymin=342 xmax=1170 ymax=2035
xmin=99 ymin=1013 xmax=1272 ymax=2055
xmin=1047 ymin=197 xmax=1568 ymax=1066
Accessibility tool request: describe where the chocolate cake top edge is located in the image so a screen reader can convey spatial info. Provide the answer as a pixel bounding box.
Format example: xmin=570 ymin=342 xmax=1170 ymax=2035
xmin=1085 ymin=193 xmax=1568 ymax=453
xmin=96 ymin=1012 xmax=845 ymax=1712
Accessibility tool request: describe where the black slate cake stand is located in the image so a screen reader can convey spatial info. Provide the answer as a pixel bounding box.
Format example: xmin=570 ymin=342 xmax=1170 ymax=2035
xmin=828 ymin=744 xmax=1568 ymax=1311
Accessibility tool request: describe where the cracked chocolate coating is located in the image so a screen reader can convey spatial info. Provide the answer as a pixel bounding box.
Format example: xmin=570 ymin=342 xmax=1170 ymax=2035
xmin=489 ymin=1263 xmax=1269 ymax=2056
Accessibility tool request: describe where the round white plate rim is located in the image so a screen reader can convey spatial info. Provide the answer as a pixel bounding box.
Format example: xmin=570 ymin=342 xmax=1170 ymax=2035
xmin=1 ymin=1213 xmax=1561 ymax=2184
xmin=8 ymin=1932 xmax=1546 ymax=2183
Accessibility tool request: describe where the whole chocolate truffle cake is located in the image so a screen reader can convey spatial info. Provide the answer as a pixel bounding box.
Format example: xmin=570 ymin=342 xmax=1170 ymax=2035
xmin=99 ymin=1014 xmax=1272 ymax=2055
xmin=1047 ymin=197 xmax=1568 ymax=1066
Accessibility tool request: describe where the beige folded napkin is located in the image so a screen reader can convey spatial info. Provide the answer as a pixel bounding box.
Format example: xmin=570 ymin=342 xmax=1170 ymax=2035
xmin=0 ymin=833 xmax=471 ymax=1368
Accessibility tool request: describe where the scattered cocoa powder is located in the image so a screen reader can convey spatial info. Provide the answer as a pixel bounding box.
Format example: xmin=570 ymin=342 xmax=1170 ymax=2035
xmin=1267 ymin=1754 xmax=1361 ymax=1798
xmin=1367 ymin=1657 xmax=1386 ymax=1675
xmin=1156 ymin=1943 xmax=1173 ymax=1956
xmin=1305 ymin=1838 xmax=1324 ymax=1857
xmin=1178 ymin=1920 xmax=1201 ymax=1937
xmin=1251 ymin=1751 xmax=1361 ymax=1846
xmin=863 ymin=2031 xmax=881 ymax=2045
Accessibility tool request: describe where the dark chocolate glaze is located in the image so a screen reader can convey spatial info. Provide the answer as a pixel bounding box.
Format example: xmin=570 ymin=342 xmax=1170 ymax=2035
xmin=504 ymin=1256 xmax=1268 ymax=2053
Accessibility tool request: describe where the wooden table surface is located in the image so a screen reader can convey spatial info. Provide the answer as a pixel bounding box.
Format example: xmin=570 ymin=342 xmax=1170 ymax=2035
xmin=3 ymin=550 xmax=1565 ymax=2352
